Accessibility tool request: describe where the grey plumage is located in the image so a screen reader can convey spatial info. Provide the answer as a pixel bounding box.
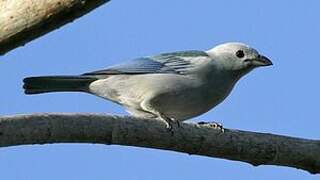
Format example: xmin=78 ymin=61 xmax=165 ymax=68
xmin=23 ymin=42 xmax=272 ymax=128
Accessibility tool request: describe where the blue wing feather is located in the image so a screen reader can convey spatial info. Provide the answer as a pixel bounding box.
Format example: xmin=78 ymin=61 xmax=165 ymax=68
xmin=83 ymin=50 xmax=209 ymax=76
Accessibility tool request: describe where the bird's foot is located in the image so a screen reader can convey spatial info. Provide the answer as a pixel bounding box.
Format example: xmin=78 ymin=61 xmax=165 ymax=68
xmin=197 ymin=121 xmax=225 ymax=133
xmin=159 ymin=114 xmax=180 ymax=134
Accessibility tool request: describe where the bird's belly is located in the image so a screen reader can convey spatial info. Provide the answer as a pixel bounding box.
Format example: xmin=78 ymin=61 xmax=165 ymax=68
xmin=149 ymin=83 xmax=234 ymax=121
xmin=89 ymin=74 xmax=235 ymax=121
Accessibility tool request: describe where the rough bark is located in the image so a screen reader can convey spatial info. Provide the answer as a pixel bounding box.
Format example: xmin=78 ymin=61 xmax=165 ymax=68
xmin=0 ymin=113 xmax=319 ymax=174
xmin=0 ymin=0 xmax=110 ymax=55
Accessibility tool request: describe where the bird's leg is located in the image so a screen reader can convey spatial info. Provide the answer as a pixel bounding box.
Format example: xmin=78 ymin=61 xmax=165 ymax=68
xmin=158 ymin=113 xmax=180 ymax=134
xmin=160 ymin=114 xmax=174 ymax=130
xmin=197 ymin=121 xmax=225 ymax=133
xmin=176 ymin=120 xmax=181 ymax=128
xmin=140 ymin=100 xmax=178 ymax=131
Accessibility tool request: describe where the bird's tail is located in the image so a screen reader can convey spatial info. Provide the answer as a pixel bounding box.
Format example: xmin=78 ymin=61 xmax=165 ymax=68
xmin=23 ymin=76 xmax=98 ymax=95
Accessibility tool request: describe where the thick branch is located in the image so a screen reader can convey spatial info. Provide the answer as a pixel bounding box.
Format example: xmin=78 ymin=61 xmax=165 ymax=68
xmin=0 ymin=0 xmax=110 ymax=55
xmin=0 ymin=113 xmax=319 ymax=174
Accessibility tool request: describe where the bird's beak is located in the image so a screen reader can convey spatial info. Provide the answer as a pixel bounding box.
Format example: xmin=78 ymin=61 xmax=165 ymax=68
xmin=251 ymin=55 xmax=273 ymax=67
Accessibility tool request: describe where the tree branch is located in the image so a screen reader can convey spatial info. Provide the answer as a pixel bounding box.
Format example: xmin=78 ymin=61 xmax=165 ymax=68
xmin=0 ymin=0 xmax=110 ymax=55
xmin=0 ymin=113 xmax=319 ymax=174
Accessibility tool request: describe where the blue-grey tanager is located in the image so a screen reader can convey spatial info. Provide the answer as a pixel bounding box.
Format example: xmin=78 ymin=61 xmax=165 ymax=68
xmin=23 ymin=42 xmax=272 ymax=129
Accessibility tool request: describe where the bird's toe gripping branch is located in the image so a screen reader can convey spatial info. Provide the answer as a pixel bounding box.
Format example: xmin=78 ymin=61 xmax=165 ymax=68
xmin=197 ymin=121 xmax=225 ymax=133
xmin=158 ymin=113 xmax=181 ymax=133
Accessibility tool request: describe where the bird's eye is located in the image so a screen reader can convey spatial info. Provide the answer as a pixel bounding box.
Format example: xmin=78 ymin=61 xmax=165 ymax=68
xmin=236 ymin=50 xmax=245 ymax=58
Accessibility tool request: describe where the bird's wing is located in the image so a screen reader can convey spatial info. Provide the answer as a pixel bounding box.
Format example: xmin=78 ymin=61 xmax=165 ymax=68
xmin=82 ymin=50 xmax=210 ymax=76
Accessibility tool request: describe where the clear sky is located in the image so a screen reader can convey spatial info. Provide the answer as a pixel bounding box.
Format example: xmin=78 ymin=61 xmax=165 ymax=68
xmin=0 ymin=0 xmax=319 ymax=179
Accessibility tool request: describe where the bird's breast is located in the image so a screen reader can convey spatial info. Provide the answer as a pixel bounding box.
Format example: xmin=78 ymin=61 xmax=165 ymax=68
xmin=150 ymin=75 xmax=238 ymax=121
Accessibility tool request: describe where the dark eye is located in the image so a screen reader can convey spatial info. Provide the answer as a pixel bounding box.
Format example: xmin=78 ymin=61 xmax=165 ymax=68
xmin=236 ymin=50 xmax=245 ymax=58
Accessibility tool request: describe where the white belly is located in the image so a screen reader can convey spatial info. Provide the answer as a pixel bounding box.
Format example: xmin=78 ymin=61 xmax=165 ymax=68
xmin=89 ymin=73 xmax=237 ymax=121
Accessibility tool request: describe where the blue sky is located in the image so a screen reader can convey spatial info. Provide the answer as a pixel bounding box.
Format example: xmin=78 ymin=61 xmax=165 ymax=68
xmin=0 ymin=0 xmax=319 ymax=179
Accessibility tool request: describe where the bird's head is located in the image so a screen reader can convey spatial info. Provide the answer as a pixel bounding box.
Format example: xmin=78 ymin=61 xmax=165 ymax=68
xmin=206 ymin=42 xmax=272 ymax=76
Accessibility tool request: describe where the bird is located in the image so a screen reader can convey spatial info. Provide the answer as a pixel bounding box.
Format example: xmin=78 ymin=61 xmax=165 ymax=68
xmin=23 ymin=42 xmax=272 ymax=130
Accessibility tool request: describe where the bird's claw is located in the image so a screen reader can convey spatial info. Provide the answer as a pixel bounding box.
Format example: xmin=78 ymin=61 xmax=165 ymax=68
xmin=197 ymin=121 xmax=225 ymax=133
xmin=165 ymin=121 xmax=173 ymax=130
xmin=160 ymin=114 xmax=180 ymax=135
